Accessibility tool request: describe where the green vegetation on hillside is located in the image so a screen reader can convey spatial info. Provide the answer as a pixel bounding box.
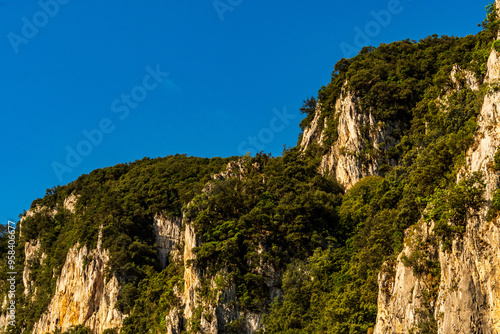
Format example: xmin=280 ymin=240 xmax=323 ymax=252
xmin=188 ymin=150 xmax=344 ymax=312
xmin=1 ymin=155 xmax=234 ymax=333
xmin=262 ymin=4 xmax=497 ymax=333
xmin=0 ymin=4 xmax=498 ymax=334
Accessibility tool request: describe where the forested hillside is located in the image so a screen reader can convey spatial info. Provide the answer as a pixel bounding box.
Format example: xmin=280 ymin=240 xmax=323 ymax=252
xmin=1 ymin=3 xmax=500 ymax=334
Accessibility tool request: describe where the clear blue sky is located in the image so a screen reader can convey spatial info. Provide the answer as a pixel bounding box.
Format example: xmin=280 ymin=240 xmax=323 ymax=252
xmin=0 ymin=0 xmax=489 ymax=223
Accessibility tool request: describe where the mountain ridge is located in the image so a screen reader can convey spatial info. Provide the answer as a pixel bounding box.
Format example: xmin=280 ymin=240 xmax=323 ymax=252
xmin=2 ymin=2 xmax=500 ymax=333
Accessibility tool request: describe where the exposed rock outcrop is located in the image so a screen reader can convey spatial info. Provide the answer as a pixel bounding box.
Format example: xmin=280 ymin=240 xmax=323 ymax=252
xmin=300 ymin=102 xmax=327 ymax=150
xmin=32 ymin=232 xmax=125 ymax=334
xmin=450 ymin=64 xmax=480 ymax=92
xmin=154 ymin=214 xmax=182 ymax=269
xmin=300 ymin=87 xmax=398 ymax=190
xmin=8 ymin=159 xmax=268 ymax=334
xmin=22 ymin=239 xmax=44 ymax=297
xmin=179 ymin=221 xmax=265 ymax=334
xmin=164 ymin=160 xmax=275 ymax=334
xmin=0 ymin=298 xmax=9 ymax=333
xmin=212 ymin=159 xmax=247 ymax=181
xmin=6 ymin=196 xmax=124 ymax=334
xmin=63 ymin=193 xmax=78 ymax=213
xmin=374 ymin=16 xmax=500 ymax=333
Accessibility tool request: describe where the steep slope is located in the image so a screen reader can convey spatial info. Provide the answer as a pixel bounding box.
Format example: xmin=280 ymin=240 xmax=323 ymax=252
xmin=374 ymin=2 xmax=500 ymax=333
xmin=300 ymin=87 xmax=398 ymax=190
xmin=263 ymin=6 xmax=497 ymax=332
xmin=0 ymin=153 xmax=343 ymax=334
xmin=32 ymin=233 xmax=124 ymax=334
xmin=0 ymin=156 xmax=236 ymax=333
xmin=1 ymin=4 xmax=499 ymax=334
xmin=121 ymin=154 xmax=344 ymax=333
xmin=160 ymin=161 xmax=269 ymax=333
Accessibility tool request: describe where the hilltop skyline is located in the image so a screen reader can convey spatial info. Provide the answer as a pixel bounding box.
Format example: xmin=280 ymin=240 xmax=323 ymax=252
xmin=1 ymin=0 xmax=488 ymax=223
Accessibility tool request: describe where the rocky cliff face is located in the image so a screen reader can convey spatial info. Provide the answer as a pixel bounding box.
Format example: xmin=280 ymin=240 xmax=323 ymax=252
xmin=32 ymin=231 xmax=125 ymax=334
xmin=164 ymin=160 xmax=272 ymax=334
xmin=7 ymin=9 xmax=500 ymax=333
xmin=23 ymin=239 xmax=43 ymax=297
xmin=374 ymin=9 xmax=500 ymax=333
xmin=2 ymin=160 xmax=268 ymax=334
xmin=154 ymin=214 xmax=182 ymax=269
xmin=300 ymin=86 xmax=398 ymax=190
xmin=173 ymin=218 xmax=264 ymax=334
xmin=3 ymin=198 xmax=126 ymax=334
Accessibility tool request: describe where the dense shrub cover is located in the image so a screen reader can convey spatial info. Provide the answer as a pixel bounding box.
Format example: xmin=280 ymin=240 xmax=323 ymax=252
xmin=0 ymin=4 xmax=498 ymax=334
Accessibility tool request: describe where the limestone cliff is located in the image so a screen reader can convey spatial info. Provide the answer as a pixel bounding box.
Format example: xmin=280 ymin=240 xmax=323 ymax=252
xmin=1 ymin=160 xmax=269 ymax=334
xmin=168 ymin=218 xmax=265 ymax=334
xmin=164 ymin=160 xmax=273 ymax=334
xmin=154 ymin=214 xmax=182 ymax=269
xmin=27 ymin=211 xmax=185 ymax=334
xmin=4 ymin=6 xmax=500 ymax=333
xmin=2 ymin=199 xmax=126 ymax=334
xmin=374 ymin=6 xmax=500 ymax=332
xmin=32 ymin=232 xmax=125 ymax=334
xmin=300 ymin=86 xmax=398 ymax=190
